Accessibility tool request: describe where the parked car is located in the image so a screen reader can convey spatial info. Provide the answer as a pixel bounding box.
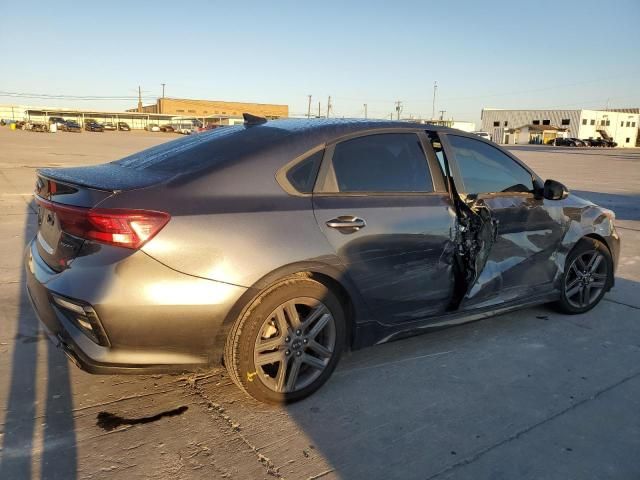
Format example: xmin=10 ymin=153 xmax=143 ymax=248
xmin=26 ymin=122 xmax=50 ymax=132
xmin=145 ymin=124 xmax=160 ymax=132
xmin=551 ymin=137 xmax=580 ymax=147
xmin=84 ymin=121 xmax=104 ymax=132
xmin=174 ymin=125 xmax=195 ymax=135
xmin=586 ymin=138 xmax=608 ymax=147
xmin=62 ymin=120 xmax=82 ymax=132
xmin=103 ymin=122 xmax=117 ymax=131
xmin=160 ymin=125 xmax=175 ymax=133
xmin=596 ymin=130 xmax=618 ymax=148
xmin=117 ymin=122 xmax=131 ymax=131
xmin=25 ymin=118 xmax=619 ymax=403
xmin=49 ymin=116 xmax=66 ymax=129
xmin=472 ymin=131 xmax=492 ymax=141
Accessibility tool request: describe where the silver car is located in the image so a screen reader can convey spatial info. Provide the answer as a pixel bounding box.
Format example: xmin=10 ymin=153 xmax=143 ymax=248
xmin=25 ymin=117 xmax=619 ymax=403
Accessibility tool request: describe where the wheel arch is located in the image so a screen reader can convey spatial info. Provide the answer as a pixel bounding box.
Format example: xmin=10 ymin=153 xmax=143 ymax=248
xmin=212 ymin=261 xmax=370 ymax=364
xmin=582 ymin=233 xmax=612 ymax=256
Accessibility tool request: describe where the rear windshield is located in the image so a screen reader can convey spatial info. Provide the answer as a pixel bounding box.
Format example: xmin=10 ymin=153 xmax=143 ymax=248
xmin=113 ymin=125 xmax=290 ymax=174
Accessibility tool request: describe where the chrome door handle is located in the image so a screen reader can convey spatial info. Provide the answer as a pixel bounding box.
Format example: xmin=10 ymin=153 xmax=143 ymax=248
xmin=326 ymin=216 xmax=366 ymax=230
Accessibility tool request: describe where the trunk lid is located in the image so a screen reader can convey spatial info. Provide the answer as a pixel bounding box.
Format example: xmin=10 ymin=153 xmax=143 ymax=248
xmin=34 ymin=172 xmax=116 ymax=272
xmin=34 ymin=162 xmax=171 ymax=272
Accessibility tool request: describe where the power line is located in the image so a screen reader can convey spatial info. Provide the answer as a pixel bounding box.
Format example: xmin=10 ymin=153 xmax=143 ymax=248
xmin=0 ymin=90 xmax=155 ymax=100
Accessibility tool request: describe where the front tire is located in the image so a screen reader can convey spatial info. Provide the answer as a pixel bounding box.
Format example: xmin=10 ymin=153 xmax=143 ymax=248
xmin=556 ymin=238 xmax=613 ymax=314
xmin=225 ymin=277 xmax=346 ymax=403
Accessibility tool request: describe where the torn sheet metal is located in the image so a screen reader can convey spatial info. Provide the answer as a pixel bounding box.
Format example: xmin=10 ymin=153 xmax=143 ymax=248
xmin=447 ymin=195 xmax=498 ymax=310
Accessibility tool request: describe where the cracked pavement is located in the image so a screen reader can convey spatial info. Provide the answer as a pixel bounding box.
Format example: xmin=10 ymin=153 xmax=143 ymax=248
xmin=0 ymin=129 xmax=639 ymax=479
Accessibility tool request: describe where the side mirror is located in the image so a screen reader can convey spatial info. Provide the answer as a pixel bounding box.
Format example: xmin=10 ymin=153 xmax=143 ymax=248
xmin=544 ymin=179 xmax=569 ymax=200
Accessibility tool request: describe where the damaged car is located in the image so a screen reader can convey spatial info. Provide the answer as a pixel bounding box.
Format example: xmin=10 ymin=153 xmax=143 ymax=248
xmin=25 ymin=116 xmax=619 ymax=403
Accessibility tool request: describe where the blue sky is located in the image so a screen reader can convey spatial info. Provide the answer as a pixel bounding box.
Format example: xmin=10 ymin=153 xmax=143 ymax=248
xmin=1 ymin=0 xmax=638 ymax=124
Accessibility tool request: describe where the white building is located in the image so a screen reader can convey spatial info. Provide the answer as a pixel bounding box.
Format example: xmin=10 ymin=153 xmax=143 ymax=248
xmin=401 ymin=118 xmax=476 ymax=132
xmin=481 ymin=108 xmax=639 ymax=147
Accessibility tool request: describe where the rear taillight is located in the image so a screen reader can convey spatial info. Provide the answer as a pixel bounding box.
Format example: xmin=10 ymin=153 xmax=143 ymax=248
xmin=35 ymin=197 xmax=170 ymax=249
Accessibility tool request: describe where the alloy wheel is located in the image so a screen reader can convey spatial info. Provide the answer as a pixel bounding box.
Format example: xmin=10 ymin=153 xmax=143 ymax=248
xmin=253 ymin=297 xmax=336 ymax=393
xmin=564 ymin=250 xmax=608 ymax=309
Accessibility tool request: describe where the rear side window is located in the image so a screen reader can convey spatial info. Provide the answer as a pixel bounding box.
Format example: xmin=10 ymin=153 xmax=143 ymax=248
xmin=286 ymin=150 xmax=323 ymax=194
xmin=448 ymin=135 xmax=533 ymax=194
xmin=330 ymin=133 xmax=432 ymax=193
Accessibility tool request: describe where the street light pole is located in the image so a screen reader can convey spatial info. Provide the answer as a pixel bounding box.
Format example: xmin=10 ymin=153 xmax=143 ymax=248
xmin=432 ymin=81 xmax=438 ymax=120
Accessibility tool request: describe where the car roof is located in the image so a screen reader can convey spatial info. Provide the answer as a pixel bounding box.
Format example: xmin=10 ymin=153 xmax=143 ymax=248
xmin=111 ymin=118 xmax=457 ymax=175
xmin=44 ymin=118 xmax=459 ymax=191
xmin=250 ymin=117 xmax=451 ymax=136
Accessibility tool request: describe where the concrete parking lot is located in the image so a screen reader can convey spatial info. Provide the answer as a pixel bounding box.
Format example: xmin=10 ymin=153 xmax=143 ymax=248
xmin=0 ymin=127 xmax=639 ymax=480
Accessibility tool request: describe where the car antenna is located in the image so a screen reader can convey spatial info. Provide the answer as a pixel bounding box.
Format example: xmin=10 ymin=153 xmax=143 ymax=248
xmin=243 ymin=113 xmax=268 ymax=126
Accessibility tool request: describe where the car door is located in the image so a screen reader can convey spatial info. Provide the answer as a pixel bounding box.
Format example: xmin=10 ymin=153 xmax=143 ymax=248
xmin=442 ymin=133 xmax=565 ymax=309
xmin=312 ymin=130 xmax=457 ymax=325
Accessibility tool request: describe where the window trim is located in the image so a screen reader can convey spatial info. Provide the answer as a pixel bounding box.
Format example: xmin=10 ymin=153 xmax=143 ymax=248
xmin=440 ymin=132 xmax=539 ymax=196
xmin=314 ymin=129 xmax=445 ymax=196
xmin=275 ymin=144 xmax=326 ymax=197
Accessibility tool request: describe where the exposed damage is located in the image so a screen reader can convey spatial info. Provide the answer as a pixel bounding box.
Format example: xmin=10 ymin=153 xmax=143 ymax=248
xmin=448 ymin=194 xmax=498 ymax=310
xmin=431 ymin=134 xmax=499 ymax=311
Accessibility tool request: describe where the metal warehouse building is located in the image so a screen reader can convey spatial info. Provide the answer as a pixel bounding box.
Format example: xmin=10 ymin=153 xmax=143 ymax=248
xmin=481 ymin=108 xmax=639 ymax=147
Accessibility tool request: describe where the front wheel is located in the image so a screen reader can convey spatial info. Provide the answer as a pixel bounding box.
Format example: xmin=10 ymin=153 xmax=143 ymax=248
xmin=556 ymin=238 xmax=613 ymax=314
xmin=225 ymin=277 xmax=346 ymax=403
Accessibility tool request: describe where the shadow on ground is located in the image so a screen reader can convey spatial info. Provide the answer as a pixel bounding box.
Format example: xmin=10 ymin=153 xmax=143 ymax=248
xmin=277 ymin=276 xmax=640 ymax=479
xmin=0 ymin=204 xmax=77 ymax=479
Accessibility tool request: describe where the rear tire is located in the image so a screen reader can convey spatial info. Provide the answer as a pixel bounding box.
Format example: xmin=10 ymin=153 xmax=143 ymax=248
xmin=225 ymin=277 xmax=346 ymax=404
xmin=556 ymin=238 xmax=613 ymax=314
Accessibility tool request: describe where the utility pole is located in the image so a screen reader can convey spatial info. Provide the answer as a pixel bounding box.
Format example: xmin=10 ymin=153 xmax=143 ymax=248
xmin=439 ymin=110 xmax=446 ymax=121
xmin=326 ymin=96 xmax=332 ymax=118
xmin=161 ymin=83 xmax=165 ymax=98
xmin=364 ymin=103 xmax=368 ymax=119
xmin=307 ymin=95 xmax=312 ymax=118
xmin=318 ymin=101 xmax=321 ymax=118
xmin=432 ymin=81 xmax=438 ymax=119
xmin=395 ymin=100 xmax=403 ymax=120
xmin=390 ymin=113 xmax=393 ymax=120
xmin=160 ymin=84 xmax=166 ymax=113
xmin=137 ymin=85 xmax=143 ymax=113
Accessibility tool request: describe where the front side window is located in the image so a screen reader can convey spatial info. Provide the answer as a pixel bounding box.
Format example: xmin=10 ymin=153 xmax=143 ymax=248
xmin=582 ymin=119 xmax=587 ymax=125
xmin=591 ymin=119 xmax=595 ymax=125
xmin=543 ymin=119 xmax=551 ymax=125
xmin=448 ymin=135 xmax=534 ymax=195
xmin=330 ymin=133 xmax=433 ymax=193
xmin=561 ymin=119 xmax=570 ymax=125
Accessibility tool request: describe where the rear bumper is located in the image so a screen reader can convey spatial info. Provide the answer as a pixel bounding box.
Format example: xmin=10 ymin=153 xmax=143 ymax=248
xmin=24 ymin=239 xmax=247 ymax=374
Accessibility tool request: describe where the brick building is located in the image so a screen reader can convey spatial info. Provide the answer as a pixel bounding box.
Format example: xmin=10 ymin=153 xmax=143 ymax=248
xmin=132 ymin=98 xmax=288 ymax=119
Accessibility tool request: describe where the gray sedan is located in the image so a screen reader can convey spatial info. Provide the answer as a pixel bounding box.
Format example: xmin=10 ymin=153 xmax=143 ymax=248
xmin=25 ymin=117 xmax=619 ymax=403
